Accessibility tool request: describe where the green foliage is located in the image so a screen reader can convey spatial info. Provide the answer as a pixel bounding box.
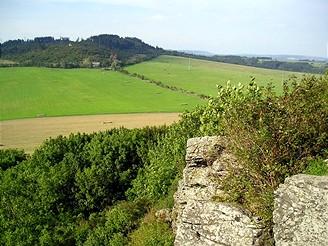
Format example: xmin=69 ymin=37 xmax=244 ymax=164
xmin=212 ymin=73 xmax=328 ymax=228
xmin=83 ymin=200 xmax=148 ymax=245
xmin=0 ymin=149 xmax=27 ymax=171
xmin=129 ymin=220 xmax=174 ymax=246
xmin=0 ymin=127 xmax=167 ymax=245
xmin=1 ymin=34 xmax=165 ymax=68
xmin=303 ymin=158 xmax=328 ymax=176
xmin=126 ymin=115 xmax=202 ymax=204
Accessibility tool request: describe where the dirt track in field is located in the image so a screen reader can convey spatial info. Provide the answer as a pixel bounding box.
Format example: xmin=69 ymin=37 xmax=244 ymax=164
xmin=0 ymin=113 xmax=180 ymax=154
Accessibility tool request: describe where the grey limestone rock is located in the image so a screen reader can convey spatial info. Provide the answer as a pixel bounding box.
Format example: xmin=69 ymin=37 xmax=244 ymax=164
xmin=175 ymin=200 xmax=265 ymax=246
xmin=273 ymin=174 xmax=328 ymax=246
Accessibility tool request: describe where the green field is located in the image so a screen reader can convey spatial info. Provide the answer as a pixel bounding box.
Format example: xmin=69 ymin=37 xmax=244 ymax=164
xmin=1 ymin=56 xmax=309 ymax=120
xmin=126 ymin=55 xmax=305 ymax=96
xmin=0 ymin=67 xmax=204 ymax=120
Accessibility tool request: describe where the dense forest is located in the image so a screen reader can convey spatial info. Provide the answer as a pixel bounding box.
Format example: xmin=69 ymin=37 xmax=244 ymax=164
xmin=1 ymin=72 xmax=327 ymax=245
xmin=1 ymin=34 xmax=327 ymax=73
xmin=0 ymin=34 xmax=165 ymax=68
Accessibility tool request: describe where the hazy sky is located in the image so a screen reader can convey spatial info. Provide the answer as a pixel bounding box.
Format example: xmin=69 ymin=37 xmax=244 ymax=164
xmin=1 ymin=0 xmax=327 ymax=57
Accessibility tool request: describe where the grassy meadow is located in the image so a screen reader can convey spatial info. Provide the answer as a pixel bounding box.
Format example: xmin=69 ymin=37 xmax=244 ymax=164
xmin=1 ymin=56 xmax=308 ymax=121
xmin=126 ymin=55 xmax=305 ymax=96
xmin=0 ymin=67 xmax=204 ymax=120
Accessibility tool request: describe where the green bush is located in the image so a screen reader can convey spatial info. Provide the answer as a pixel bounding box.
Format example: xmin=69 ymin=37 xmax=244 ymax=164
xmin=303 ymin=158 xmax=328 ymax=176
xmin=0 ymin=149 xmax=27 ymax=171
xmin=83 ymin=200 xmax=148 ymax=245
xmin=213 ymin=73 xmax=328 ymax=229
xmin=126 ymin=117 xmax=202 ymax=204
xmin=0 ymin=127 xmax=167 ymax=245
xmin=129 ymin=220 xmax=174 ymax=246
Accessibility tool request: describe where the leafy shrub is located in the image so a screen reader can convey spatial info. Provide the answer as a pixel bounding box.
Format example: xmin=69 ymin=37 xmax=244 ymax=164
xmin=126 ymin=116 xmax=202 ymax=204
xmin=83 ymin=200 xmax=148 ymax=245
xmin=0 ymin=127 xmax=167 ymax=245
xmin=213 ymin=73 xmax=328 ymax=228
xmin=129 ymin=211 xmax=174 ymax=246
xmin=303 ymin=158 xmax=328 ymax=176
xmin=0 ymin=149 xmax=27 ymax=171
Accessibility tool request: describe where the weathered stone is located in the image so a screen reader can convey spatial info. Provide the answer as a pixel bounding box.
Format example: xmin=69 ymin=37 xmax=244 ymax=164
xmin=173 ymin=136 xmax=266 ymax=245
xmin=185 ymin=136 xmax=226 ymax=167
xmin=273 ymin=174 xmax=328 ymax=246
xmin=175 ymin=200 xmax=266 ymax=246
xmin=175 ymin=180 xmax=224 ymax=204
xmin=173 ymin=136 xmax=231 ymax=232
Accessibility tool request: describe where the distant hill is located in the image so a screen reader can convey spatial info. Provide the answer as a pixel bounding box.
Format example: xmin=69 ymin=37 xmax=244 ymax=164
xmin=179 ymin=50 xmax=216 ymax=57
xmin=0 ymin=34 xmax=165 ymax=68
xmin=242 ymin=54 xmax=327 ymax=62
xmin=180 ymin=50 xmax=327 ymax=62
xmin=175 ymin=51 xmax=328 ymax=74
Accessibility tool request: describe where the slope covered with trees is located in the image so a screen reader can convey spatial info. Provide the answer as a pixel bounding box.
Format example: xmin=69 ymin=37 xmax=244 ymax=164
xmin=1 ymin=72 xmax=327 ymax=244
xmin=0 ymin=34 xmax=165 ymax=68
xmin=2 ymin=33 xmax=326 ymax=74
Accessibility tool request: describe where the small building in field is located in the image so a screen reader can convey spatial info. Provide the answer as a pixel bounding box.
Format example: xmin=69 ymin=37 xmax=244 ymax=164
xmin=92 ymin=62 xmax=100 ymax=68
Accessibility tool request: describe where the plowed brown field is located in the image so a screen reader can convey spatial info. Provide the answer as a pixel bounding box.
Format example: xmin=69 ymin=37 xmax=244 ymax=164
xmin=0 ymin=113 xmax=180 ymax=154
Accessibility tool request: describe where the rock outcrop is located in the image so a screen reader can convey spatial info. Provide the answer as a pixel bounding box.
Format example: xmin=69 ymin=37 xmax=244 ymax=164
xmin=273 ymin=174 xmax=328 ymax=246
xmin=173 ymin=136 xmax=267 ymax=245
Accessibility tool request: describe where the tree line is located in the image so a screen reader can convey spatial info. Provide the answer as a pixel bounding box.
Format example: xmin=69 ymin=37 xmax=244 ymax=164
xmin=175 ymin=53 xmax=328 ymax=74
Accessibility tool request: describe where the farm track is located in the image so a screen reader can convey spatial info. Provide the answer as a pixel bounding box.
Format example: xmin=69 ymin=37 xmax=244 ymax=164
xmin=0 ymin=113 xmax=180 ymax=154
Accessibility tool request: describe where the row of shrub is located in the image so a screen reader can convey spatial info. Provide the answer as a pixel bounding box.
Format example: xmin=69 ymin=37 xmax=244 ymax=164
xmin=121 ymin=69 xmax=209 ymax=100
xmin=0 ymin=72 xmax=327 ymax=245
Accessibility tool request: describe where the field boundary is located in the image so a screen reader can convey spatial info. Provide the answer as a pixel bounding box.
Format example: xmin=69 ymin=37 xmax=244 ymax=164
xmin=120 ymin=69 xmax=210 ymax=99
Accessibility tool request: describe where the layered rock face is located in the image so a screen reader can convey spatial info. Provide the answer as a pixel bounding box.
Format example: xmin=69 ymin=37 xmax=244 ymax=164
xmin=273 ymin=174 xmax=328 ymax=246
xmin=173 ymin=136 xmax=266 ymax=246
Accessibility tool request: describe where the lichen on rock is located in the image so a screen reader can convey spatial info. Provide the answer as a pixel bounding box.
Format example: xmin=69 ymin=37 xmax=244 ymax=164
xmin=273 ymin=174 xmax=328 ymax=246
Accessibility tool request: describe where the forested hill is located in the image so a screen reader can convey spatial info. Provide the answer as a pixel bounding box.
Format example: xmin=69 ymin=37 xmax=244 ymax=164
xmin=0 ymin=34 xmax=165 ymax=68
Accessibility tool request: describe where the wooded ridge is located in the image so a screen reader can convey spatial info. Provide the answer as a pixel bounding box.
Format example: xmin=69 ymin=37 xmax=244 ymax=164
xmin=1 ymin=34 xmax=327 ymax=73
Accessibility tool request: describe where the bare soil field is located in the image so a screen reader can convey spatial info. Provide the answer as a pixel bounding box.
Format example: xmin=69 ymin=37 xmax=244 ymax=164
xmin=0 ymin=113 xmax=180 ymax=154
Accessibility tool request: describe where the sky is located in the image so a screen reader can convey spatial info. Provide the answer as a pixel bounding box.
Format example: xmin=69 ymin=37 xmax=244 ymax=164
xmin=1 ymin=0 xmax=327 ymax=58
